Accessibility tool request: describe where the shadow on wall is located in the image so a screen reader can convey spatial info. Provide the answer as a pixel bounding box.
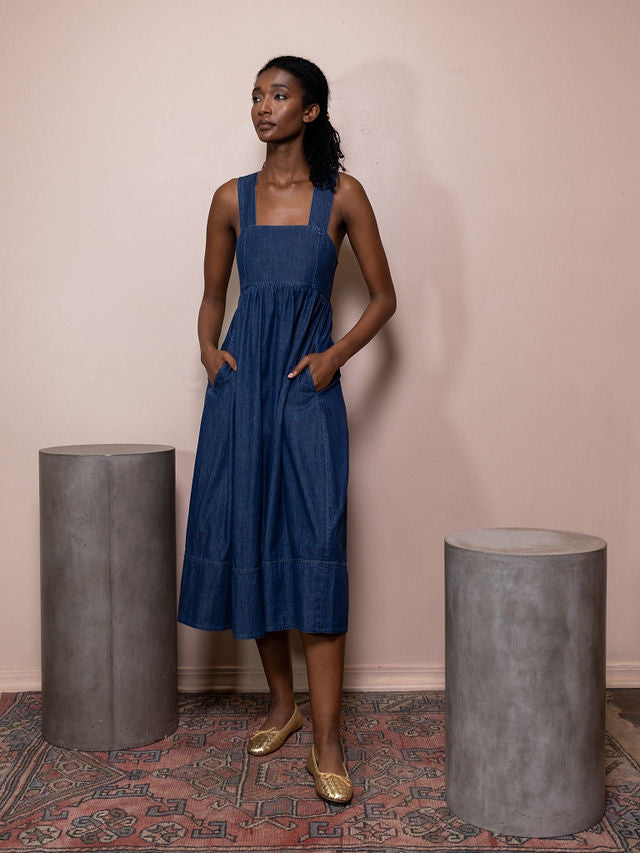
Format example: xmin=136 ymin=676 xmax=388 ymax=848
xmin=331 ymin=58 xmax=493 ymax=657
xmin=331 ymin=242 xmax=398 ymax=441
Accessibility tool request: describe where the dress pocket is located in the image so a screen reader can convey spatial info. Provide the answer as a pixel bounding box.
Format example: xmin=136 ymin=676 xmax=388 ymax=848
xmin=303 ymin=364 xmax=341 ymax=393
xmin=208 ymin=361 xmax=235 ymax=389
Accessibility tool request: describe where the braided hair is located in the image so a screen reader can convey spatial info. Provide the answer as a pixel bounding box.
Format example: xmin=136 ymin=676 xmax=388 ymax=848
xmin=257 ymin=55 xmax=345 ymax=191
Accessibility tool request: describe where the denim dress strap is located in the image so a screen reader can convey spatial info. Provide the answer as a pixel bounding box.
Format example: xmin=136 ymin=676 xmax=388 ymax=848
xmin=308 ymin=181 xmax=335 ymax=232
xmin=238 ymin=172 xmax=258 ymax=231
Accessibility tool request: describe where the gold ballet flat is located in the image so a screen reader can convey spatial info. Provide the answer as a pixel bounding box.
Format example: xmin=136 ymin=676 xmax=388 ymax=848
xmin=247 ymin=704 xmax=303 ymax=755
xmin=307 ymin=744 xmax=353 ymax=803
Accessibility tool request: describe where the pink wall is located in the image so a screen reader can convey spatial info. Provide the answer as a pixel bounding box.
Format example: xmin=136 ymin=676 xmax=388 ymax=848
xmin=1 ymin=0 xmax=639 ymax=690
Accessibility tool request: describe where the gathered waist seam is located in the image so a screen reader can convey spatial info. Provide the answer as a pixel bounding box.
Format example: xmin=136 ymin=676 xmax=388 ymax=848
xmin=240 ymin=282 xmax=332 ymax=302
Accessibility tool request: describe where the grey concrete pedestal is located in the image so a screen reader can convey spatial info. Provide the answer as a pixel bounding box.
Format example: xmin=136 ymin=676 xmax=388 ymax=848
xmin=39 ymin=444 xmax=178 ymax=750
xmin=445 ymin=527 xmax=607 ymax=837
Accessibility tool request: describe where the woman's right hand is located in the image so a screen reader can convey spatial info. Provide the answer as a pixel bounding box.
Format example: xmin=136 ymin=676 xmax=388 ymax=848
xmin=201 ymin=347 xmax=237 ymax=385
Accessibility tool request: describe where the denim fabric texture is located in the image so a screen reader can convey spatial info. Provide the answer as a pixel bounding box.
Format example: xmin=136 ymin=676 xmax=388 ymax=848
xmin=177 ymin=171 xmax=349 ymax=639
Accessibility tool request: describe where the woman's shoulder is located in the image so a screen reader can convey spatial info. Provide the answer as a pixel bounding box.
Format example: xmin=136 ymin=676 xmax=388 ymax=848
xmin=208 ymin=177 xmax=241 ymax=218
xmin=211 ymin=171 xmax=259 ymax=203
xmin=335 ymin=171 xmax=364 ymax=193
xmin=212 ymin=176 xmax=238 ymax=200
xmin=334 ymin=171 xmax=372 ymax=203
xmin=333 ymin=172 xmax=372 ymax=218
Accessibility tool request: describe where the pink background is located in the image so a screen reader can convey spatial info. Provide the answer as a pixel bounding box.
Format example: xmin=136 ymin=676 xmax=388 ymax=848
xmin=1 ymin=0 xmax=638 ymax=690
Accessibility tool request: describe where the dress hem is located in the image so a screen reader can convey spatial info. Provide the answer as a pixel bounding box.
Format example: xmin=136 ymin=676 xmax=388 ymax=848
xmin=176 ymin=615 xmax=348 ymax=641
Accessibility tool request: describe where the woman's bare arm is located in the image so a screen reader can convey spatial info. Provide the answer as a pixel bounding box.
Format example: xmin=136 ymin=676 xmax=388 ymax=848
xmin=288 ymin=174 xmax=397 ymax=389
xmin=199 ymin=179 xmax=239 ymax=382
xmin=330 ymin=174 xmax=397 ymax=364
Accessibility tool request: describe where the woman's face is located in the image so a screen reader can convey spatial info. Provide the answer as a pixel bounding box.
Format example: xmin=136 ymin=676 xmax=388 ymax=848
xmin=251 ymin=67 xmax=319 ymax=143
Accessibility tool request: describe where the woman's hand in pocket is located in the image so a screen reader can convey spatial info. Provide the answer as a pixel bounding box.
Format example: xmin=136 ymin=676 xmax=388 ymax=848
xmin=201 ymin=347 xmax=237 ymax=385
xmin=288 ymin=349 xmax=341 ymax=391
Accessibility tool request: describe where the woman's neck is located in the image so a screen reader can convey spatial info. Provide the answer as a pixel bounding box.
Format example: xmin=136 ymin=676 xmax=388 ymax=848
xmin=261 ymin=140 xmax=310 ymax=187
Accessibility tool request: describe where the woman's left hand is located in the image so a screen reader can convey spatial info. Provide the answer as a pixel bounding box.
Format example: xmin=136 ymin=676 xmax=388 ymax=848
xmin=288 ymin=349 xmax=341 ymax=391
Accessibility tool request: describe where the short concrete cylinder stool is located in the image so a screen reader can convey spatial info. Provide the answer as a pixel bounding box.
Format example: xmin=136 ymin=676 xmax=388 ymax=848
xmin=39 ymin=444 xmax=178 ymax=750
xmin=445 ymin=527 xmax=607 ymax=837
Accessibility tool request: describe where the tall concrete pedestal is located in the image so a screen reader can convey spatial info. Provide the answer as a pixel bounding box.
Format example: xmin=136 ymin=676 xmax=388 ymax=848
xmin=39 ymin=444 xmax=178 ymax=750
xmin=445 ymin=527 xmax=607 ymax=837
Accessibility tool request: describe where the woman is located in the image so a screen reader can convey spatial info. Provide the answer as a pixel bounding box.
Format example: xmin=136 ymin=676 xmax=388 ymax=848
xmin=178 ymin=55 xmax=396 ymax=804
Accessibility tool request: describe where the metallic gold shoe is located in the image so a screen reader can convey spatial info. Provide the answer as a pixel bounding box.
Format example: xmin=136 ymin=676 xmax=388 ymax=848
xmin=247 ymin=704 xmax=303 ymax=755
xmin=307 ymin=744 xmax=353 ymax=803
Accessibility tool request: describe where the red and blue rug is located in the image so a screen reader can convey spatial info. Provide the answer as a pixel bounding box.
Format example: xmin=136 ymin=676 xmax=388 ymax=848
xmin=0 ymin=691 xmax=639 ymax=851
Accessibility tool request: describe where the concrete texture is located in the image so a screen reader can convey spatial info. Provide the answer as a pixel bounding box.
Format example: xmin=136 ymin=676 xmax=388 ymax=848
xmin=445 ymin=527 xmax=607 ymax=837
xmin=39 ymin=444 xmax=178 ymax=750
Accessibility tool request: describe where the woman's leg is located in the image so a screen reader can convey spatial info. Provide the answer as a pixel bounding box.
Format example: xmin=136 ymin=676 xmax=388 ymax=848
xmin=255 ymin=629 xmax=297 ymax=728
xmin=300 ymin=631 xmax=347 ymax=775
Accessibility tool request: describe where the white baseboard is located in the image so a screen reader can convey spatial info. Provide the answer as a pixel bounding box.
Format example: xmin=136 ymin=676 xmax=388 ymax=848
xmin=604 ymin=664 xmax=640 ymax=688
xmin=0 ymin=665 xmax=443 ymax=693
xmin=0 ymin=669 xmax=42 ymax=692
xmin=176 ymin=664 xmax=446 ymax=693
xmin=2 ymin=664 xmax=639 ymax=694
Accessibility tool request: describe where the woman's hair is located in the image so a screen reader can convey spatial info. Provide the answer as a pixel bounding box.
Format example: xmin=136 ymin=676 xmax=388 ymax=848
xmin=257 ymin=55 xmax=345 ymax=191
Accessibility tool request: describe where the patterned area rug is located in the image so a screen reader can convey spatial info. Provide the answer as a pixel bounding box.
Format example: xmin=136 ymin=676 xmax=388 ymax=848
xmin=0 ymin=691 xmax=639 ymax=852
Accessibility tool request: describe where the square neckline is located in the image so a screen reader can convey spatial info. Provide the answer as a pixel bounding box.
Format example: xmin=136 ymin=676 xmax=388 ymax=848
xmin=253 ymin=172 xmax=317 ymax=229
xmin=238 ymin=171 xmax=339 ymax=262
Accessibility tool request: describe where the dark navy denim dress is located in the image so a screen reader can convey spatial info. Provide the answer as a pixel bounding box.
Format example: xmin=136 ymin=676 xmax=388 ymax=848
xmin=177 ymin=171 xmax=349 ymax=639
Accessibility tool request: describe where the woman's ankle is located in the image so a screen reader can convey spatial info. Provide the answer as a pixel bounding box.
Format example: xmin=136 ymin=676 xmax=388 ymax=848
xmin=268 ymin=693 xmax=296 ymax=713
xmin=312 ymin=735 xmax=346 ymax=772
